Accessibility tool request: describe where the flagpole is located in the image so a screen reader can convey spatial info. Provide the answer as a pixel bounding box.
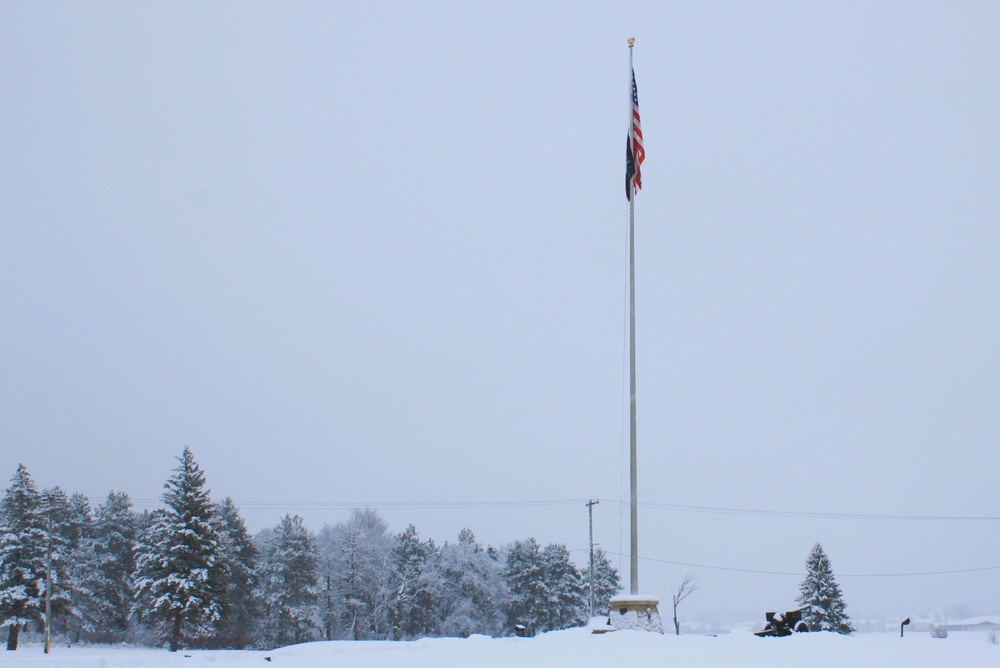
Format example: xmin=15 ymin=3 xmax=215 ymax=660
xmin=608 ymin=37 xmax=662 ymax=633
xmin=627 ymin=37 xmax=639 ymax=596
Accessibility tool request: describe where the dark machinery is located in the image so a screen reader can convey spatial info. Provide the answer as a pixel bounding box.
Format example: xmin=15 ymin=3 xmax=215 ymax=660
xmin=754 ymin=608 xmax=810 ymax=637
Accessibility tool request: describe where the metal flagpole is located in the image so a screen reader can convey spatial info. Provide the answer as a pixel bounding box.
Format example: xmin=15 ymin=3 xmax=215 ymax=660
xmin=627 ymin=37 xmax=639 ymax=596
xmin=607 ymin=38 xmax=662 ymax=634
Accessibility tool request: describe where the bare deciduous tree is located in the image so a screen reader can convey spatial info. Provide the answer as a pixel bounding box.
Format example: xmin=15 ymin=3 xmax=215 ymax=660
xmin=671 ymin=574 xmax=697 ymax=636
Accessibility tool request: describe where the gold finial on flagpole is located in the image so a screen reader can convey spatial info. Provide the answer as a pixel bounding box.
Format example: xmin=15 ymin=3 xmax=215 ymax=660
xmin=628 ymin=37 xmax=635 ymax=45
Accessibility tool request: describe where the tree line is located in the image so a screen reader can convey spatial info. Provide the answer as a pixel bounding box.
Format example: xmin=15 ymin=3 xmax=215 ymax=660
xmin=0 ymin=448 xmax=620 ymax=651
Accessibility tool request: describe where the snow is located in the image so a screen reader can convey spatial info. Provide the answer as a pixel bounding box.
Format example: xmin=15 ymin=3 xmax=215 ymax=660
xmin=607 ymin=608 xmax=664 ymax=633
xmin=607 ymin=594 xmax=664 ymax=633
xmin=608 ymin=594 xmax=660 ymax=602
xmin=5 ymin=628 xmax=999 ymax=668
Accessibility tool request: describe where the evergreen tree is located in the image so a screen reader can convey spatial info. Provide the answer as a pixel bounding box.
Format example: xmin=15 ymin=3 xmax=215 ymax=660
xmin=128 ymin=508 xmax=160 ymax=633
xmin=582 ymin=547 xmax=621 ymax=616
xmin=0 ymin=465 xmax=51 ymax=650
xmin=44 ymin=489 xmax=92 ymax=553
xmin=212 ymin=497 xmax=259 ymax=648
xmin=796 ymin=543 xmax=854 ymax=634
xmin=43 ymin=488 xmax=93 ymax=643
xmin=258 ymin=514 xmax=319 ymax=648
xmin=133 ymin=447 xmax=227 ymax=651
xmin=538 ymin=543 xmax=587 ymax=631
xmin=502 ymin=539 xmax=588 ymax=634
xmin=81 ymin=491 xmax=138 ymax=643
xmin=502 ymin=537 xmax=546 ymax=635
xmin=387 ymin=524 xmax=438 ymax=640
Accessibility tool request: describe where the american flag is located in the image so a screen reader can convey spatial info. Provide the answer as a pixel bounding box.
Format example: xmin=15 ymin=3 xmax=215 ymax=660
xmin=625 ymin=68 xmax=645 ymax=201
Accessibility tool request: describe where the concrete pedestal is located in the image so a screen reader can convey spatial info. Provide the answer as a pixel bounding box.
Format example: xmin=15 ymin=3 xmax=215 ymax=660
xmin=607 ymin=595 xmax=664 ymax=633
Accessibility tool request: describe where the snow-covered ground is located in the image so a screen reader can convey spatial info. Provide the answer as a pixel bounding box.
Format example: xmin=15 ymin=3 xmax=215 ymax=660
xmin=6 ymin=628 xmax=999 ymax=668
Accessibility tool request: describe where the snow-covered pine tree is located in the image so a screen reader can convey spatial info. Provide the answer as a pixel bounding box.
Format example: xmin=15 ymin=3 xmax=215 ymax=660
xmin=42 ymin=488 xmax=92 ymax=643
xmin=258 ymin=514 xmax=318 ymax=648
xmin=128 ymin=508 xmax=160 ymax=636
xmin=502 ymin=537 xmax=547 ymax=635
xmin=387 ymin=524 xmax=439 ymax=640
xmin=501 ymin=539 xmax=588 ymax=634
xmin=796 ymin=542 xmax=854 ymax=634
xmin=211 ymin=497 xmax=259 ymax=648
xmin=538 ymin=543 xmax=587 ymax=631
xmin=133 ymin=447 xmax=227 ymax=651
xmin=0 ymin=465 xmax=53 ymax=650
xmin=81 ymin=491 xmax=138 ymax=643
xmin=434 ymin=529 xmax=507 ymax=638
xmin=583 ymin=547 xmax=621 ymax=616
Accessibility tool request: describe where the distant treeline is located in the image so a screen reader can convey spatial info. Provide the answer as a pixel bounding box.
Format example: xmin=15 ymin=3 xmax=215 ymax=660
xmin=0 ymin=448 xmax=620 ymax=651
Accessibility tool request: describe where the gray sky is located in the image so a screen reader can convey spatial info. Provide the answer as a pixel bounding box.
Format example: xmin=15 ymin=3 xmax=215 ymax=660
xmin=2 ymin=1 xmax=998 ymax=624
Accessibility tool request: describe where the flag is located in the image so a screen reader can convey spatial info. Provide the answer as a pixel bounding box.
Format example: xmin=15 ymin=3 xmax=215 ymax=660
xmin=625 ymin=136 xmax=635 ymax=201
xmin=625 ymin=68 xmax=645 ymax=201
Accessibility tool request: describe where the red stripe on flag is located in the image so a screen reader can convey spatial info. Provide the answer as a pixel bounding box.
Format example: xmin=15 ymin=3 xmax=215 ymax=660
xmin=630 ymin=70 xmax=644 ymax=194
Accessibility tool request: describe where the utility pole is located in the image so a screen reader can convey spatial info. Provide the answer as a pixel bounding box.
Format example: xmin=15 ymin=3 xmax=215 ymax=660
xmin=586 ymin=499 xmax=600 ymax=618
xmin=44 ymin=509 xmax=53 ymax=655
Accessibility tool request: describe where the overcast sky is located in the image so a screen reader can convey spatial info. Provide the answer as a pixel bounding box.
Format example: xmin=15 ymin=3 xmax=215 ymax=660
xmin=2 ymin=1 xmax=998 ymax=625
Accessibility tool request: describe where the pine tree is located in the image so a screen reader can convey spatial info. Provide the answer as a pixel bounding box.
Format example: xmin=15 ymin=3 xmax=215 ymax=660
xmin=538 ymin=543 xmax=587 ymax=631
xmin=0 ymin=465 xmax=49 ymax=650
xmin=81 ymin=491 xmax=138 ymax=642
xmin=212 ymin=497 xmax=259 ymax=648
xmin=501 ymin=538 xmax=588 ymax=634
xmin=43 ymin=488 xmax=93 ymax=643
xmin=258 ymin=514 xmax=318 ymax=648
xmin=502 ymin=538 xmax=546 ymax=635
xmin=583 ymin=547 xmax=621 ymax=616
xmin=796 ymin=543 xmax=854 ymax=634
xmin=133 ymin=447 xmax=227 ymax=651
xmin=387 ymin=524 xmax=438 ymax=640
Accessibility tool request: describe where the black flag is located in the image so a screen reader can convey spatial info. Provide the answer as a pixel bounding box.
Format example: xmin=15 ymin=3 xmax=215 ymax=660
xmin=625 ymin=136 xmax=635 ymax=201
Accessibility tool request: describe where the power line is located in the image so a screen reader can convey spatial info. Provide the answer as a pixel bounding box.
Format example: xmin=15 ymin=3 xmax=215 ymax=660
xmin=127 ymin=498 xmax=589 ymax=511
xmin=119 ymin=496 xmax=1000 ymax=522
xmin=238 ymin=499 xmax=586 ymax=510
xmin=116 ymin=495 xmax=1000 ymax=577
xmin=602 ymin=500 xmax=1000 ymax=522
xmin=605 ymin=551 xmax=1000 ymax=578
xmin=839 ymin=566 xmax=1000 ymax=578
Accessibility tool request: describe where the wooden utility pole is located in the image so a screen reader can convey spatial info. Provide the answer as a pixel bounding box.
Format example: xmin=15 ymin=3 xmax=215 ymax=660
xmin=586 ymin=499 xmax=600 ymax=617
xmin=44 ymin=510 xmax=53 ymax=654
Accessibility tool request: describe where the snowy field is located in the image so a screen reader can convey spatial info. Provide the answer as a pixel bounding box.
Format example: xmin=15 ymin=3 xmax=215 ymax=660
xmin=6 ymin=628 xmax=999 ymax=668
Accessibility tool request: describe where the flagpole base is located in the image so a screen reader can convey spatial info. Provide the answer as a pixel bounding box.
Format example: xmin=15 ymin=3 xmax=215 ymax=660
xmin=607 ymin=595 xmax=664 ymax=633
